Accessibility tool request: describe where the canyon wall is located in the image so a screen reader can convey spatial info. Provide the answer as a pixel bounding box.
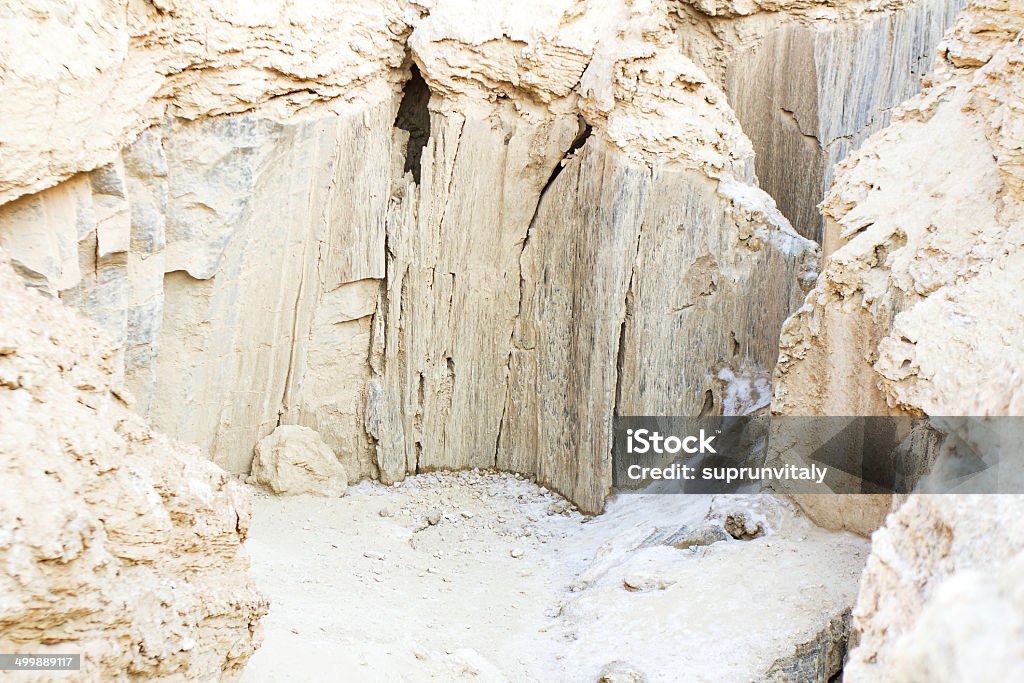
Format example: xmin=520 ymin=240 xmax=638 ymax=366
xmin=772 ymin=0 xmax=1024 ymax=420
xmin=770 ymin=0 xmax=1023 ymax=534
xmin=0 ymin=0 xmax=961 ymax=514
xmin=0 ymin=249 xmax=267 ymax=679
xmin=764 ymin=1 xmax=1024 ymax=676
xmin=712 ymin=0 xmax=967 ymax=241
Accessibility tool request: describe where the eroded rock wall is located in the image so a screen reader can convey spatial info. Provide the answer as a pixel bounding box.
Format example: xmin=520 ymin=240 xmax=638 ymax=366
xmin=768 ymin=0 xmax=1024 ymax=535
xmin=772 ymin=0 xmax=1024 ymax=419
xmin=0 ymin=0 xmax=962 ymax=515
xmin=764 ymin=8 xmax=1024 ymax=670
xmin=715 ymin=0 xmax=966 ymax=241
xmin=0 ymin=250 xmax=267 ymax=679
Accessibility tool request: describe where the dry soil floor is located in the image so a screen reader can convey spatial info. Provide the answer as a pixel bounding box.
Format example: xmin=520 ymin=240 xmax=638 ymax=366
xmin=241 ymin=471 xmax=867 ymax=682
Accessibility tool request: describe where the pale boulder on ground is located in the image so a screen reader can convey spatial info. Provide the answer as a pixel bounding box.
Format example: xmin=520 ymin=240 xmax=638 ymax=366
xmin=0 ymin=250 xmax=267 ymax=681
xmin=250 ymin=425 xmax=348 ymax=497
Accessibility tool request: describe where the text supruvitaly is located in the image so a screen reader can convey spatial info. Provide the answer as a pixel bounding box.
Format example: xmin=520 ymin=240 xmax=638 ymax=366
xmin=625 ymin=463 xmax=829 ymax=485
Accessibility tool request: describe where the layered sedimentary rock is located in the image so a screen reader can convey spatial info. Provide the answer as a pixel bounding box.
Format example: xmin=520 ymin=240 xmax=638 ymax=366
xmin=367 ymin=0 xmax=819 ymax=512
xmin=494 ymin=22 xmax=818 ymax=511
xmin=773 ymin=0 xmax=1024 ymax=418
xmin=0 ymin=251 xmax=267 ymax=679
xmin=4 ymin=0 xmax=980 ymax=515
xmin=770 ymin=2 xmax=1024 ymax=674
xmin=706 ymin=0 xmax=967 ymax=241
xmin=0 ymin=0 xmax=410 ymax=205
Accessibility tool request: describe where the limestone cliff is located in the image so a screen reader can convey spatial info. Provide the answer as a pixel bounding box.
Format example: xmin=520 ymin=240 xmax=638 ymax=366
xmin=705 ymin=0 xmax=967 ymax=241
xmin=0 ymin=0 xmax=962 ymax=515
xmin=0 ymin=0 xmax=821 ymax=514
xmin=0 ymin=249 xmax=267 ymax=679
xmin=769 ymin=0 xmax=1023 ymax=535
xmin=767 ymin=1 xmax=1024 ymax=675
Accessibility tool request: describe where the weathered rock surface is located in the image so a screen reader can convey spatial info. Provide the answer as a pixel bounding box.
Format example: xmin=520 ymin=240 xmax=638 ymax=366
xmin=250 ymin=425 xmax=348 ymax=496
xmin=0 ymin=250 xmax=267 ymax=679
xmin=846 ymin=495 xmax=1024 ymax=682
xmin=0 ymin=0 xmax=827 ymax=515
xmin=0 ymin=0 xmax=410 ymax=205
xmin=0 ymin=0 xmax=976 ymax=518
xmin=773 ymin=0 xmax=1024 ymax=420
xmin=709 ymin=0 xmax=966 ymax=241
xmin=769 ymin=0 xmax=1024 ymax=534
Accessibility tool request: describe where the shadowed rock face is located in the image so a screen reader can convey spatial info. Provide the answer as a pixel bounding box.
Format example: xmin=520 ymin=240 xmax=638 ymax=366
xmin=723 ymin=0 xmax=967 ymax=242
xmin=771 ymin=0 xmax=1024 ymax=420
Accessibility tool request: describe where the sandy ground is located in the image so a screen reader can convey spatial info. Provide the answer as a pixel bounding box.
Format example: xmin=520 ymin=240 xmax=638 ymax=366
xmin=240 ymin=471 xmax=868 ymax=682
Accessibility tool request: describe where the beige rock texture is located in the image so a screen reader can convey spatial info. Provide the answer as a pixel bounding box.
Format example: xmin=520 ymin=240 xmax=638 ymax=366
xmin=0 ymin=0 xmax=829 ymax=516
xmin=705 ymin=0 xmax=967 ymax=240
xmin=773 ymin=0 xmax=1024 ymax=419
xmin=249 ymin=425 xmax=348 ymax=496
xmin=769 ymin=0 xmax=1024 ymax=533
xmin=846 ymin=495 xmax=1024 ymax=682
xmin=0 ymin=249 xmax=267 ymax=680
xmin=0 ymin=0 xmax=963 ymax=516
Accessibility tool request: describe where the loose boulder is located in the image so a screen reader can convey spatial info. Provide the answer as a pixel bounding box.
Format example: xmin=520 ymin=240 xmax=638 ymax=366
xmin=250 ymin=425 xmax=348 ymax=496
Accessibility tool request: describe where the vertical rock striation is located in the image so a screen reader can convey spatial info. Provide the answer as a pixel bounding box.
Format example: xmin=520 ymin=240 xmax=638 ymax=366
xmin=1 ymin=0 xmax=969 ymax=515
xmin=720 ymin=0 xmax=966 ymax=241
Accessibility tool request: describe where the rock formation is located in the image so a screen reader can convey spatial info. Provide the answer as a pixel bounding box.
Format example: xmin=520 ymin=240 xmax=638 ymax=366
xmin=1 ymin=0 xmax=1019 ymax=679
xmin=846 ymin=495 xmax=1024 ymax=682
xmin=250 ymin=425 xmax=348 ymax=496
xmin=773 ymin=0 xmax=1024 ymax=419
xmin=0 ymin=0 xmax=972 ymax=513
xmin=6 ymin=0 xmax=917 ymax=514
xmin=0 ymin=250 xmax=267 ymax=679
xmin=770 ymin=0 xmax=1024 ymax=532
xmin=760 ymin=0 xmax=1024 ymax=676
xmin=709 ymin=0 xmax=967 ymax=241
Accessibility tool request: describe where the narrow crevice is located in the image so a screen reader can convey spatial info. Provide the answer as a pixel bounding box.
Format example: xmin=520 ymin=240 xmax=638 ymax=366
xmin=698 ymin=389 xmax=716 ymax=417
xmin=779 ymin=107 xmax=821 ymax=146
xmin=276 ymin=237 xmax=314 ymax=428
xmin=494 ymin=118 xmax=593 ymax=466
xmin=394 ymin=64 xmax=432 ymax=184
xmin=612 ymin=240 xmax=643 ymax=418
xmin=541 ymin=115 xmax=592 ymax=197
xmin=612 ymin=309 xmax=630 ymax=418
